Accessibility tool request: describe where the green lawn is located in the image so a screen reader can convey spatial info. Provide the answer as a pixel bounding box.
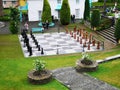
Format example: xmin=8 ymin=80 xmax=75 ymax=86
xmin=0 ymin=34 xmax=120 ymax=89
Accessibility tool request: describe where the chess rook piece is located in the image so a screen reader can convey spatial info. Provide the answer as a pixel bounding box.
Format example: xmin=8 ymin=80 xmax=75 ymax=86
xmin=97 ymin=41 xmax=100 ymax=49
xmin=41 ymin=48 xmax=44 ymax=55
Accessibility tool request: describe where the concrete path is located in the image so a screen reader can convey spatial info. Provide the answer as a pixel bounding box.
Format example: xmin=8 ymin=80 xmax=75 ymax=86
xmin=52 ymin=67 xmax=118 ymax=90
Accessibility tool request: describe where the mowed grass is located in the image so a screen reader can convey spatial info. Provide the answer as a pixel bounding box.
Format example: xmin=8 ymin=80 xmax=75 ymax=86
xmin=0 ymin=35 xmax=120 ymax=89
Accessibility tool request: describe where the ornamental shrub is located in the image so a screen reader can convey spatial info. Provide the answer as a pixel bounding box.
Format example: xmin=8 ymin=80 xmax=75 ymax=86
xmin=91 ymin=9 xmax=100 ymax=30
xmin=60 ymin=0 xmax=70 ymax=25
xmin=84 ymin=0 xmax=90 ymax=20
xmin=42 ymin=0 xmax=52 ymax=23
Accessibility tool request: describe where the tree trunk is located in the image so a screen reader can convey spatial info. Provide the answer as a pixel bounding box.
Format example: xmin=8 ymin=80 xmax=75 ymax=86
xmin=0 ymin=0 xmax=3 ymax=16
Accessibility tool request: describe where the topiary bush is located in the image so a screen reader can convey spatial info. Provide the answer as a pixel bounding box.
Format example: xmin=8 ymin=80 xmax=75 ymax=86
xmin=91 ymin=9 xmax=100 ymax=30
xmin=9 ymin=21 xmax=19 ymax=34
xmin=60 ymin=0 xmax=70 ymax=25
xmin=42 ymin=0 xmax=52 ymax=23
xmin=84 ymin=0 xmax=90 ymax=20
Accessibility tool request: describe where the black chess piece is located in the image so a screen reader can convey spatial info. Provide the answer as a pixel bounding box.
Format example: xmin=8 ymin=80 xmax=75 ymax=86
xmin=29 ymin=46 xmax=32 ymax=56
xmin=38 ymin=45 xmax=41 ymax=51
xmin=41 ymin=48 xmax=44 ymax=55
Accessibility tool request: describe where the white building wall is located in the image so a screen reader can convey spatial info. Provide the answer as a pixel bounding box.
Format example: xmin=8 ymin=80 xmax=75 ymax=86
xmin=28 ymin=0 xmax=43 ymax=21
xmin=27 ymin=0 xmax=85 ymax=21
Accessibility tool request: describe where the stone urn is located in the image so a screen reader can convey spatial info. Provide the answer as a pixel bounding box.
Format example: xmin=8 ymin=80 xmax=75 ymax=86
xmin=28 ymin=69 xmax=52 ymax=84
xmin=75 ymin=59 xmax=98 ymax=72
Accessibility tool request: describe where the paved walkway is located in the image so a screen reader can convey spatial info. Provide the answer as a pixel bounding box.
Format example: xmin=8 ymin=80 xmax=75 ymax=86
xmin=52 ymin=67 xmax=119 ymax=90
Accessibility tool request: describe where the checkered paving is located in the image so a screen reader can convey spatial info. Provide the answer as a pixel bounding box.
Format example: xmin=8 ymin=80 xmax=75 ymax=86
xmin=19 ymin=32 xmax=103 ymax=57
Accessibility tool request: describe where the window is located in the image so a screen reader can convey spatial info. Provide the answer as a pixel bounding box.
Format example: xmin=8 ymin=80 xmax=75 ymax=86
xmin=76 ymin=0 xmax=79 ymax=4
xmin=12 ymin=1 xmax=16 ymax=4
xmin=3 ymin=1 xmax=6 ymax=4
xmin=75 ymin=9 xmax=80 ymax=18
xmin=57 ymin=0 xmax=61 ymax=4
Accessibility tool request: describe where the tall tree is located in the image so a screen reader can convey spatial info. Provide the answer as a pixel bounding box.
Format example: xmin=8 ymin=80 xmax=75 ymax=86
xmin=84 ymin=0 xmax=90 ymax=20
xmin=114 ymin=18 xmax=120 ymax=43
xmin=42 ymin=0 xmax=52 ymax=23
xmin=0 ymin=0 xmax=3 ymax=16
xmin=60 ymin=0 xmax=70 ymax=25
xmin=91 ymin=9 xmax=100 ymax=30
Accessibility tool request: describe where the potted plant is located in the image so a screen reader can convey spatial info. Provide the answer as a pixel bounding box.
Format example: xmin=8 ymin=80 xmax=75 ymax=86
xmin=28 ymin=59 xmax=52 ymax=84
xmin=75 ymin=52 xmax=98 ymax=72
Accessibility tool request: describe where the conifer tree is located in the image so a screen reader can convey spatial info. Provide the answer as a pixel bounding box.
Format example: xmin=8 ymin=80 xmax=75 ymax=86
xmin=91 ymin=9 xmax=100 ymax=30
xmin=84 ymin=0 xmax=90 ymax=20
xmin=42 ymin=0 xmax=52 ymax=23
xmin=60 ymin=0 xmax=70 ymax=25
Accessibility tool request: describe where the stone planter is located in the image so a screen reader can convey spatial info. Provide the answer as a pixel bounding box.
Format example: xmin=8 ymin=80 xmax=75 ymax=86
xmin=75 ymin=59 xmax=98 ymax=72
xmin=28 ymin=69 xmax=52 ymax=84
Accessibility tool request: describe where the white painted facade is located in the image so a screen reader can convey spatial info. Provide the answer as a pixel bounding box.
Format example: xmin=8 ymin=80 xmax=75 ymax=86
xmin=27 ymin=0 xmax=97 ymax=21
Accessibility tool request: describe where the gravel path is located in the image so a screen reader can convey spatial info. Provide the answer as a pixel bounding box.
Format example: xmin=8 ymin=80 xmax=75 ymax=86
xmin=52 ymin=67 xmax=119 ymax=90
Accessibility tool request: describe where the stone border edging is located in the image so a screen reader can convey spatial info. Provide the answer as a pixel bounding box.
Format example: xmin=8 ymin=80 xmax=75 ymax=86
xmin=97 ymin=54 xmax=120 ymax=64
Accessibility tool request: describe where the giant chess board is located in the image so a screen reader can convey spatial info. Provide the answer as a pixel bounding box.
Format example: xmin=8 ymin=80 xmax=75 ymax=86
xmin=19 ymin=32 xmax=103 ymax=57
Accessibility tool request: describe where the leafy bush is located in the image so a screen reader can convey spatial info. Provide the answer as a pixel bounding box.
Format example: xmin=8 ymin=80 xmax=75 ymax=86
xmin=0 ymin=16 xmax=10 ymax=21
xmin=33 ymin=59 xmax=46 ymax=72
xmin=9 ymin=21 xmax=19 ymax=34
xmin=60 ymin=0 xmax=71 ymax=25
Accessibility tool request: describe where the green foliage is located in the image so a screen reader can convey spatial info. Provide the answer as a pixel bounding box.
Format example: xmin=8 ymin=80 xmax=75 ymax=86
xmin=114 ymin=18 xmax=120 ymax=40
xmin=42 ymin=0 xmax=52 ymax=23
xmin=9 ymin=21 xmax=19 ymax=34
xmin=33 ymin=59 xmax=46 ymax=72
xmin=0 ymin=15 xmax=10 ymax=21
xmin=9 ymin=7 xmax=19 ymax=21
xmin=60 ymin=0 xmax=71 ymax=25
xmin=91 ymin=9 xmax=100 ymax=30
xmin=9 ymin=7 xmax=19 ymax=34
xmin=84 ymin=0 xmax=90 ymax=20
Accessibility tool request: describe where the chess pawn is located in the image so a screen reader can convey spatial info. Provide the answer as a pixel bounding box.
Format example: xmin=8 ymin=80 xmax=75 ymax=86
xmin=66 ymin=29 xmax=68 ymax=34
xmin=71 ymin=32 xmax=73 ymax=37
xmin=84 ymin=41 xmax=86 ymax=47
xmin=97 ymin=41 xmax=100 ymax=49
xmin=74 ymin=34 xmax=76 ymax=39
xmin=80 ymin=38 xmax=82 ymax=44
xmin=92 ymin=40 xmax=95 ymax=46
xmin=38 ymin=45 xmax=41 ymax=51
xmin=74 ymin=26 xmax=76 ymax=33
xmin=77 ymin=36 xmax=79 ymax=42
xmin=88 ymin=43 xmax=90 ymax=50
xmin=79 ymin=29 xmax=81 ymax=36
xmin=29 ymin=47 xmax=32 ymax=56
xmin=41 ymin=48 xmax=44 ymax=55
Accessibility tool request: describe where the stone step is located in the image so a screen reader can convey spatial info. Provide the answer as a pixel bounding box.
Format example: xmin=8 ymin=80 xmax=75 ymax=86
xmin=97 ymin=32 xmax=117 ymax=44
xmin=98 ymin=30 xmax=116 ymax=40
